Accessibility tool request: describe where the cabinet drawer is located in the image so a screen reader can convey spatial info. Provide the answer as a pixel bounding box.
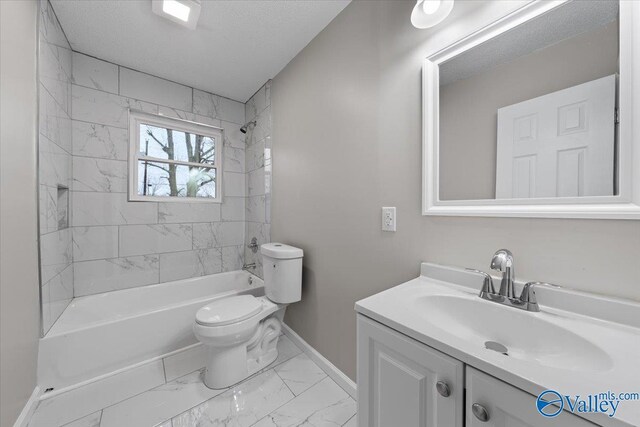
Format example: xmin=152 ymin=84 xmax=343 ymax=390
xmin=357 ymin=314 xmax=464 ymax=427
xmin=466 ymin=367 xmax=596 ymax=427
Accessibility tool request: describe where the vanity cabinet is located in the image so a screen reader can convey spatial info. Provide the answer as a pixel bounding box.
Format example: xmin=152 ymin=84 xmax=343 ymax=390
xmin=466 ymin=367 xmax=595 ymax=427
xmin=357 ymin=315 xmax=464 ymax=427
xmin=357 ymin=315 xmax=596 ymax=427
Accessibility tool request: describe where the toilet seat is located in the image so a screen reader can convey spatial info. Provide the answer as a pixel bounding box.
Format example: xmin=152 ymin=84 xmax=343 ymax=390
xmin=193 ymin=295 xmax=281 ymax=354
xmin=196 ymin=295 xmax=263 ymax=327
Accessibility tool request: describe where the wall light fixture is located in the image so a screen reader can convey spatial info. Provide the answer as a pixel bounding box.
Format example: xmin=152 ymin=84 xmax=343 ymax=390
xmin=411 ymin=0 xmax=454 ymax=29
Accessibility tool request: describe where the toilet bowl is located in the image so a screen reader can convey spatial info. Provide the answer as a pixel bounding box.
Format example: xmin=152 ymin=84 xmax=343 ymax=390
xmin=194 ymin=295 xmax=284 ymax=388
xmin=194 ymin=243 xmax=303 ymax=389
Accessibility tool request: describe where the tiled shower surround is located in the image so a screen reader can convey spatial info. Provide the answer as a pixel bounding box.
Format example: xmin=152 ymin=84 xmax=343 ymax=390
xmin=38 ymin=0 xmax=73 ymax=335
xmin=244 ymin=82 xmax=273 ymax=278
xmin=37 ymin=0 xmax=272 ymax=334
xmin=69 ymin=58 xmax=247 ymax=297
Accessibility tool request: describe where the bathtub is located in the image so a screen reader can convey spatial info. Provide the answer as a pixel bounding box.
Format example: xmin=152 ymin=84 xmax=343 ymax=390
xmin=38 ymin=270 xmax=264 ymax=391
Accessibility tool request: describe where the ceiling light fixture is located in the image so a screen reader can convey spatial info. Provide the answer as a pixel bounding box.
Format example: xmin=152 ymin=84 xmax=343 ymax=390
xmin=152 ymin=0 xmax=201 ymax=29
xmin=163 ymin=0 xmax=190 ymax=22
xmin=411 ymin=0 xmax=454 ymax=29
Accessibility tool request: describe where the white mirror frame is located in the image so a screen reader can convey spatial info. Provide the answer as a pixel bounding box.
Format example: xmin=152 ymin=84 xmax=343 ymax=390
xmin=422 ymin=0 xmax=640 ymax=219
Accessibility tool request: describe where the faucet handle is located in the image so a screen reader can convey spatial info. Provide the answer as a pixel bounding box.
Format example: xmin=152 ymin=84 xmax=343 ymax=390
xmin=519 ymin=282 xmax=549 ymax=312
xmin=466 ymin=268 xmax=496 ymax=296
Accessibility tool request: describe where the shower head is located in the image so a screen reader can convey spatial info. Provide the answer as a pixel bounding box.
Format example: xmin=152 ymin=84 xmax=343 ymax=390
xmin=240 ymin=121 xmax=256 ymax=134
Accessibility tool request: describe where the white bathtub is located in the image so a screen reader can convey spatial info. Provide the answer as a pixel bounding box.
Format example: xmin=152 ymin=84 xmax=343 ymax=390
xmin=38 ymin=270 xmax=264 ymax=391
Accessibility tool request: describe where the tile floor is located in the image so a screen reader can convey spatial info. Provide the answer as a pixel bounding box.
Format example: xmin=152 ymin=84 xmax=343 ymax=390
xmin=28 ymin=335 xmax=357 ymax=427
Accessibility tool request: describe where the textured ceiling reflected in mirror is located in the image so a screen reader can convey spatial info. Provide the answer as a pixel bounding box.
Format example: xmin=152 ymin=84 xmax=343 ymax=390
xmin=437 ymin=0 xmax=619 ymax=201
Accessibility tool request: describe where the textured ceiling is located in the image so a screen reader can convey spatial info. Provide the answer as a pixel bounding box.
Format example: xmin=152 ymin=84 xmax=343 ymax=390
xmin=51 ymin=0 xmax=350 ymax=102
xmin=440 ymin=0 xmax=619 ymax=86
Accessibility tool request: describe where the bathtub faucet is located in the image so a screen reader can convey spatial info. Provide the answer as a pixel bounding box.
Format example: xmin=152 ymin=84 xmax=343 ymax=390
xmin=243 ymin=263 xmax=256 ymax=270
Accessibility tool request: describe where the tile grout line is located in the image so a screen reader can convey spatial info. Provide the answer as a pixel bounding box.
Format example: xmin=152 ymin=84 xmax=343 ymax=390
xmin=273 ymin=368 xmax=296 ymax=397
xmin=72 ymin=82 xmax=245 ymax=126
xmin=160 ymin=368 xmax=273 ymax=425
xmin=39 ymin=81 xmax=71 ymax=121
xmin=61 ymin=337 xmax=300 ymax=425
xmin=273 ymin=353 xmax=329 ymax=397
xmin=90 ymin=366 xmax=200 ymax=423
xmin=245 ymin=371 xmax=338 ymax=427
xmin=343 ymin=413 xmax=357 ymax=426
xmin=73 ymin=241 xmax=244 ymax=263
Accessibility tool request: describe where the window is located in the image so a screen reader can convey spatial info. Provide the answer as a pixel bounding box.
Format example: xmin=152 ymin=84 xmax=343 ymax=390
xmin=128 ymin=111 xmax=223 ymax=202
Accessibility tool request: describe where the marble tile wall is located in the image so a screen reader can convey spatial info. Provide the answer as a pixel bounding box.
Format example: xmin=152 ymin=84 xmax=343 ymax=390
xmin=244 ymin=81 xmax=272 ymax=278
xmin=38 ymin=1 xmax=273 ymax=328
xmin=69 ymin=51 xmax=248 ymax=297
xmin=38 ymin=0 xmax=73 ymax=334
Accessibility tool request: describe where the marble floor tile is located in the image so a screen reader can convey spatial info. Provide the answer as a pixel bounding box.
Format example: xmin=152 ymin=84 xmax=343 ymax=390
xmin=270 ymin=335 xmax=302 ymax=368
xmin=171 ymin=369 xmax=293 ymax=427
xmin=100 ymin=369 xmax=226 ymax=427
xmin=274 ymin=353 xmax=327 ymax=396
xmin=251 ymin=377 xmax=357 ymax=427
xmin=27 ymin=330 xmax=355 ymax=427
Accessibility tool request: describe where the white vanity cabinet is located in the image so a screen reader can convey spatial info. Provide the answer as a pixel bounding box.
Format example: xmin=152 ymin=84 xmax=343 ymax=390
xmin=357 ymin=315 xmax=596 ymax=427
xmin=466 ymin=367 xmax=596 ymax=427
xmin=357 ymin=315 xmax=464 ymax=427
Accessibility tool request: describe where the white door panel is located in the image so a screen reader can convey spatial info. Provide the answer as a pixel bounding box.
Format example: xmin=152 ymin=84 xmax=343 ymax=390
xmin=496 ymin=75 xmax=616 ymax=199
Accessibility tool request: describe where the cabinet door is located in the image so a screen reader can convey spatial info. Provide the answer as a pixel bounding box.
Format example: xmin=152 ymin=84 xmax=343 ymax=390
xmin=357 ymin=315 xmax=464 ymax=427
xmin=466 ymin=367 xmax=596 ymax=427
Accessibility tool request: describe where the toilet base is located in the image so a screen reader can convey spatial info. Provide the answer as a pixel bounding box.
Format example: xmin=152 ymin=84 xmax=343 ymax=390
xmin=202 ymin=311 xmax=284 ymax=389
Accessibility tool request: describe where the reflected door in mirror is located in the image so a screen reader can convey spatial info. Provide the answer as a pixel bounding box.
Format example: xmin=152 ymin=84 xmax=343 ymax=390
xmin=496 ymin=75 xmax=616 ymax=199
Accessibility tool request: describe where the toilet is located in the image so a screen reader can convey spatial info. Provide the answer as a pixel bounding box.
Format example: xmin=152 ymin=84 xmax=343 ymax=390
xmin=194 ymin=243 xmax=303 ymax=389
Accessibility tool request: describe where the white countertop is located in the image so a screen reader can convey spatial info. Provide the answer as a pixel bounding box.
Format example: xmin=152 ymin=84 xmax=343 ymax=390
xmin=355 ymin=263 xmax=640 ymax=427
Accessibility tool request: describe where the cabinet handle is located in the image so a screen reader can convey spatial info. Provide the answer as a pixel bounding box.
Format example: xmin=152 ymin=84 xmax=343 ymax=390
xmin=435 ymin=381 xmax=450 ymax=397
xmin=472 ymin=403 xmax=490 ymax=422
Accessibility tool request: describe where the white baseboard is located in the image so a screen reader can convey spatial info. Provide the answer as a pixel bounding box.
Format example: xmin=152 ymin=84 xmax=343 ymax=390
xmin=13 ymin=386 xmax=41 ymax=427
xmin=281 ymin=323 xmax=357 ymax=399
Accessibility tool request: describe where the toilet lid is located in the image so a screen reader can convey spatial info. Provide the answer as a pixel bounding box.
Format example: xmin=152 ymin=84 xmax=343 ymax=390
xmin=196 ymin=295 xmax=263 ymax=326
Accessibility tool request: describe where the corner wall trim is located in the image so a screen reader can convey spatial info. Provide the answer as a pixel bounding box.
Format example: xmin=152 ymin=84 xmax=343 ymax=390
xmin=281 ymin=323 xmax=357 ymax=399
xmin=13 ymin=386 xmax=41 ymax=427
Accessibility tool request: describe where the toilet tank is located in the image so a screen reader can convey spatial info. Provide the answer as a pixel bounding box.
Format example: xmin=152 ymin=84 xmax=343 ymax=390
xmin=261 ymin=243 xmax=303 ymax=304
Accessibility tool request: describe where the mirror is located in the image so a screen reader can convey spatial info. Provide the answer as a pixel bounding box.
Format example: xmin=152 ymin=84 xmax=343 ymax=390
xmin=439 ymin=1 xmax=618 ymax=201
xmin=423 ymin=0 xmax=640 ymax=219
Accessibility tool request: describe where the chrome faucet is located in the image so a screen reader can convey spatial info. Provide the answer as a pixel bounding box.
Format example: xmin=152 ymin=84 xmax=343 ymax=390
xmin=466 ymin=249 xmax=555 ymax=312
xmin=490 ymin=249 xmax=515 ymax=298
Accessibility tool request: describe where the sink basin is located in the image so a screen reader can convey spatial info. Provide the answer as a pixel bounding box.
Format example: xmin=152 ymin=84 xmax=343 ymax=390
xmin=413 ymin=294 xmax=613 ymax=372
xmin=356 ymin=263 xmax=640 ymax=427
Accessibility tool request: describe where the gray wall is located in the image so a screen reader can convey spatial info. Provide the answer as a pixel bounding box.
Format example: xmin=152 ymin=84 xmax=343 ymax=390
xmin=271 ymin=0 xmax=640 ymax=381
xmin=439 ymin=20 xmax=619 ymax=200
xmin=0 ymin=0 xmax=41 ymax=425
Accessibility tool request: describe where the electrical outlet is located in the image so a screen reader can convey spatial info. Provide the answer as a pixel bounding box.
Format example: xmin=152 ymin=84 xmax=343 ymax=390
xmin=382 ymin=207 xmax=396 ymax=232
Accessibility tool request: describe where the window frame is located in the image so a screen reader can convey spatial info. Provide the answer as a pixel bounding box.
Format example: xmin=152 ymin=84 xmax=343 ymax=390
xmin=128 ymin=110 xmax=224 ymax=203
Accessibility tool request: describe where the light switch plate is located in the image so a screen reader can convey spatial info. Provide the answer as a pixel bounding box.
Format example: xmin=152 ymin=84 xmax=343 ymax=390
xmin=382 ymin=207 xmax=396 ymax=232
